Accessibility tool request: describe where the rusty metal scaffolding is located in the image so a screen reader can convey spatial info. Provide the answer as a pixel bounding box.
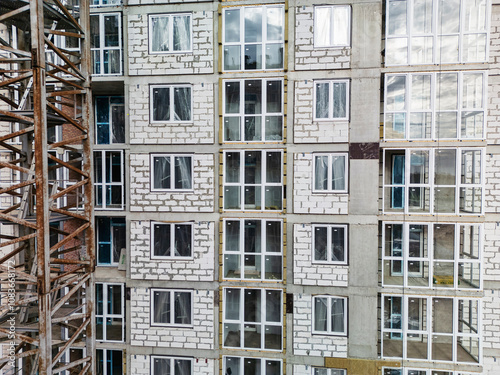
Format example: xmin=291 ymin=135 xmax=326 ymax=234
xmin=0 ymin=0 xmax=94 ymax=374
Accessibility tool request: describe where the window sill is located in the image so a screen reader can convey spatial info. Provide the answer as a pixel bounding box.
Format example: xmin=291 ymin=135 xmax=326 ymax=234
xmin=311 ymin=331 xmax=347 ymax=337
xmin=311 ymin=262 xmax=348 ymax=266
xmin=150 ymin=256 xmax=194 ymax=261
xmin=311 ymin=191 xmax=348 ymax=194
xmin=149 ymin=122 xmax=194 ymax=127
xmin=150 ymin=323 xmax=194 ymax=329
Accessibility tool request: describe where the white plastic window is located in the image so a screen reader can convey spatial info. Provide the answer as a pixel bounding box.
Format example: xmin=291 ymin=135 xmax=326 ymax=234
xmin=314 ymin=80 xmax=349 ymax=121
xmin=90 ymin=13 xmax=122 ymax=75
xmin=94 ymin=150 xmax=125 ymax=210
xmin=151 ymin=289 xmax=193 ymax=327
xmin=313 ymin=224 xmax=348 ymax=264
xmin=151 ymin=154 xmax=193 ymax=191
xmin=313 ymin=369 xmax=346 ymax=375
xmin=150 ymin=85 xmax=192 ymax=123
xmin=96 ymin=349 xmax=122 ymax=375
xmin=223 ymin=219 xmax=283 ymax=281
xmin=149 ymin=14 xmax=192 ymax=54
xmin=151 ymin=222 xmax=193 ymax=259
xmin=224 ymin=357 xmax=282 ymax=375
xmin=312 ymin=295 xmax=347 ymax=335
xmin=223 ymin=288 xmax=283 ymax=351
xmin=96 ymin=217 xmax=126 ymax=266
xmin=96 ymin=283 xmax=124 ymax=342
xmin=313 ymin=153 xmax=348 ymax=193
xmin=151 ymin=356 xmax=193 ymax=375
xmin=222 ymin=5 xmax=285 ymax=71
xmin=223 ymin=150 xmax=283 ymax=211
xmin=314 ymin=5 xmax=351 ymax=47
xmin=223 ymin=78 xmax=284 ymax=142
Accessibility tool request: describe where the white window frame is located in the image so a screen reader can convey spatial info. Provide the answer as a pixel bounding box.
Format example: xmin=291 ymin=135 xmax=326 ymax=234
xmin=381 ymin=295 xmax=482 ymax=364
xmin=96 ymin=349 xmax=123 ymax=375
xmin=312 ymin=153 xmax=349 ymax=193
xmin=96 ymin=216 xmax=126 ymax=266
xmin=151 ymin=221 xmax=193 ymax=259
xmin=312 ymin=368 xmax=347 ymax=375
xmin=91 ymin=0 xmax=121 ymax=6
xmin=382 ymin=368 xmax=479 ymax=375
xmin=91 ymin=12 xmax=123 ymax=75
xmin=94 ymin=150 xmax=125 ymax=210
xmin=222 ymin=5 xmax=285 ymax=72
xmin=222 ymin=287 xmax=283 ymax=351
xmin=312 ymin=295 xmax=348 ymax=336
xmin=151 ymin=356 xmax=193 ymax=375
xmin=383 ymin=148 xmax=484 ymax=215
xmin=148 ymin=13 xmax=193 ymax=54
xmin=384 ymin=72 xmax=487 ymax=140
xmin=95 ymin=283 xmax=125 ymax=343
xmin=312 ymin=224 xmax=348 ymax=265
xmin=222 ymin=78 xmax=284 ymax=143
xmin=223 ymin=150 xmax=284 ymax=211
xmin=222 ymin=218 xmax=283 ymax=281
xmin=385 ymin=0 xmax=491 ymax=66
xmin=95 ymin=96 xmax=125 ymax=145
xmin=313 ymin=79 xmax=350 ymax=121
xmin=150 ymin=289 xmax=193 ymax=328
xmin=314 ymin=5 xmax=351 ymax=48
xmin=223 ymin=356 xmax=282 ymax=375
xmin=150 ymin=154 xmax=194 ymax=192
xmin=382 ymin=222 xmax=483 ymax=290
xmin=150 ymin=84 xmax=193 ymax=123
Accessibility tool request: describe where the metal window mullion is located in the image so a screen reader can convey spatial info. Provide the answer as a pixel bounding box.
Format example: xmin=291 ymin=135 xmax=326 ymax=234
xmin=429 ymin=148 xmax=435 ymax=213
xmin=262 ymin=79 xmax=267 ymax=141
xmin=452 ymin=297 xmax=458 ymax=362
xmin=239 ymin=80 xmax=244 ymax=140
xmin=458 ymin=71 xmax=464 ymax=139
xmin=430 ymin=73 xmax=436 ymax=140
xmin=404 ymin=149 xmax=410 ymax=214
xmin=406 ymin=73 xmax=411 ymax=139
xmin=403 ymin=223 xmax=408 ymax=288
xmin=262 ymin=150 xmax=267 ymax=207
xmin=262 ymin=7 xmax=267 ymax=69
xmin=402 ymin=295 xmax=407 ymax=360
xmin=239 ymin=9 xmax=245 ymax=70
xmin=455 ymin=148 xmax=461 ymax=214
xmin=261 ymin=289 xmax=266 ymax=349
xmin=99 ymin=14 xmax=105 ymax=74
xmin=241 ymin=219 xmax=246 ymax=280
xmin=261 ymin=220 xmax=266 ymax=280
xmin=432 ymin=0 xmax=438 ymax=64
xmin=407 ymin=0 xmax=413 ymax=64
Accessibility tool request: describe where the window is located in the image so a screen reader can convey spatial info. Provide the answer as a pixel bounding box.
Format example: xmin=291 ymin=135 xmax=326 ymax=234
xmin=95 ymin=96 xmax=125 ymax=144
xmin=150 ymin=85 xmax=192 ymax=123
xmin=384 ymin=72 xmax=487 ymax=140
xmin=151 ymin=154 xmax=193 ymax=191
xmin=223 ymin=357 xmax=282 ymax=375
xmin=313 ymin=369 xmax=346 ymax=375
xmin=314 ymin=5 xmax=351 ymax=47
xmin=386 ymin=0 xmax=489 ymax=65
xmin=383 ymin=369 xmax=478 ymax=375
xmin=223 ymin=288 xmax=282 ymax=351
xmin=149 ymin=14 xmax=192 ymax=53
xmin=151 ymin=222 xmax=192 ymax=259
xmin=314 ymin=80 xmax=349 ymax=121
xmin=223 ymin=219 xmax=283 ymax=281
xmin=383 ymin=148 xmax=484 ymax=214
xmin=94 ymin=150 xmax=125 ymax=210
xmin=96 ymin=217 xmax=126 ymax=266
xmin=222 ymin=5 xmax=284 ymax=71
xmin=223 ymin=78 xmax=284 ymax=142
xmin=96 ymin=349 xmax=122 ymax=375
xmin=91 ymin=0 xmax=121 ymax=6
xmin=90 ymin=13 xmax=122 ymax=75
xmin=382 ymin=295 xmax=481 ymax=363
xmin=382 ymin=222 xmax=482 ymax=289
xmin=96 ymin=283 xmax=124 ymax=342
xmin=313 ymin=153 xmax=348 ymax=193
xmin=313 ymin=224 xmax=348 ymax=264
xmin=151 ymin=289 xmax=192 ymax=327
xmin=223 ymin=150 xmax=283 ymax=211
xmin=152 ymin=356 xmax=192 ymax=375
xmin=312 ymin=296 xmax=347 ymax=335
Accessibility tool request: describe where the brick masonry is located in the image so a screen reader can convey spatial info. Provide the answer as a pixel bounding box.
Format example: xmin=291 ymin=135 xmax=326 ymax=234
xmin=128 ymin=10 xmax=213 ymax=76
xmin=128 ymin=82 xmax=214 ymax=145
xmin=130 ymin=287 xmax=215 ymax=349
xmin=293 ymin=294 xmax=348 ymax=357
xmin=293 ymin=80 xmax=349 ymax=144
xmin=129 ymin=153 xmax=215 ymax=212
xmin=293 ymin=153 xmax=348 ymax=214
xmin=293 ymin=224 xmax=348 ymax=286
xmin=484 ymin=154 xmax=500 ymax=213
xmin=294 ymin=6 xmax=351 ymax=71
xmin=130 ymin=220 xmax=215 ymax=281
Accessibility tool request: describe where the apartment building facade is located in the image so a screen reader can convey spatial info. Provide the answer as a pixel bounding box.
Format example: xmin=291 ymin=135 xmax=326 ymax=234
xmin=55 ymin=0 xmax=500 ymax=374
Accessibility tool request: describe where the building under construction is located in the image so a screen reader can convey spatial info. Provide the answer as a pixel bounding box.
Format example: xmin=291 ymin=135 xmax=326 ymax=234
xmin=1 ymin=0 xmax=500 ymax=375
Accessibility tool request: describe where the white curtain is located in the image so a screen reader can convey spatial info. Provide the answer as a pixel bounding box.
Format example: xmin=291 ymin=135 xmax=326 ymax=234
xmin=315 ymin=156 xmax=328 ymax=190
xmin=153 ymin=291 xmax=170 ymax=324
xmin=152 ymin=17 xmax=169 ymax=52
xmin=174 ymin=292 xmax=191 ymax=325
xmin=174 ymin=87 xmax=191 ymax=121
xmin=331 ymin=298 xmax=345 ymax=333
xmin=174 ymin=156 xmax=192 ymax=189
xmin=173 ymin=15 xmax=191 ymax=51
xmin=332 ymin=82 xmax=347 ymax=118
xmin=153 ymin=156 xmax=170 ymax=189
xmin=331 ymin=156 xmax=345 ymax=190
xmin=314 ymin=297 xmax=328 ymax=331
xmin=315 ymin=83 xmax=329 ymax=119
xmin=314 ymin=7 xmax=332 ymax=46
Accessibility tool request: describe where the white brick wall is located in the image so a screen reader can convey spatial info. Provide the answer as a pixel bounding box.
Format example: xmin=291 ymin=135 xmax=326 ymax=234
xmin=482 ymin=290 xmax=500 ymax=354
xmin=130 ymin=287 xmax=215 ymax=349
xmin=130 ymin=153 xmax=215 ymax=212
xmin=484 ymin=154 xmax=500 ymax=213
xmin=128 ymin=11 xmax=213 ymax=76
xmin=127 ymin=0 xmax=214 ymax=8
xmin=128 ymin=83 xmax=214 ymax=145
xmin=293 ymin=80 xmax=349 ymax=144
xmin=293 ymin=224 xmax=348 ymax=286
xmin=294 ymin=6 xmax=351 ymax=71
xmin=293 ymin=294 xmax=348 ymax=357
xmin=130 ymin=220 xmax=215 ymax=281
xmin=293 ymin=153 xmax=348 ymax=214
xmin=483 ymin=223 xmax=500 ymax=281
xmin=129 ymin=354 xmax=215 ymax=375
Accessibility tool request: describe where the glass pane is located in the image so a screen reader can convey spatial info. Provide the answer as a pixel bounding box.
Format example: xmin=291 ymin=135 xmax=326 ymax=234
xmin=315 ymin=7 xmax=332 ymax=46
xmin=90 ymin=15 xmax=100 ymax=48
xmin=106 ymin=317 xmax=122 ymax=341
xmin=331 ymin=298 xmax=345 ymax=333
xmin=265 ymin=186 xmax=282 ymax=210
xmin=225 ymin=9 xmax=240 ymax=43
xmin=315 ymin=82 xmax=329 ymax=118
xmin=265 ymin=360 xmax=281 ymax=375
xmin=388 ymin=0 xmax=407 ymax=35
xmin=174 ymin=292 xmax=191 ymax=324
xmin=225 ymin=289 xmax=240 ymax=320
xmin=332 ymin=6 xmax=350 ymax=45
xmin=111 ymin=105 xmax=125 ymax=143
xmin=386 ymin=113 xmax=406 ymax=139
xmin=173 ymin=15 xmax=191 ymax=51
xmin=244 ymin=255 xmax=261 ymax=279
xmin=266 ymin=221 xmax=281 ymax=252
xmin=314 ymin=226 xmax=328 ymax=261
xmin=438 ymin=0 xmax=460 ymax=33
xmin=173 ymin=87 xmax=191 ymax=121
xmin=265 ymin=255 xmax=282 ymax=280
xmin=410 ymin=150 xmax=429 ymax=184
xmin=104 ymin=15 xmax=119 ymax=47
xmin=152 ymin=87 xmax=170 ymax=121
xmin=410 ymin=112 xmax=431 ymax=138
xmin=265 ymin=116 xmax=282 ymax=141
xmin=315 ymin=155 xmax=328 ymax=190
xmin=266 ymin=152 xmax=281 ymax=183
xmin=153 ymin=291 xmax=170 ymax=324
xmin=174 ymin=156 xmax=192 ymax=190
xmin=225 ymin=357 xmax=240 ymax=375
xmin=224 ymin=45 xmax=241 ymax=71
xmin=264 ymin=325 xmax=281 ymax=350
xmin=435 ymin=150 xmax=456 ymax=185
xmin=224 ymin=323 xmax=241 ymax=347
xmin=224 ymin=254 xmax=240 ymax=279
xmin=332 ymin=155 xmax=346 ymax=190
xmin=438 ymin=35 xmax=459 ymax=62
xmin=460 ymin=187 xmax=482 ymax=214
xmin=463 ymin=73 xmax=483 ymax=108
xmin=461 ymin=150 xmax=481 ymax=184
xmin=153 ymin=358 xmax=170 ymax=374
xmin=436 ymin=112 xmax=458 ymax=138
xmin=174 ymin=224 xmax=191 ymax=257
xmin=314 ymin=297 xmax=328 ymax=331
xmin=225 ymin=82 xmax=240 ymax=114
xmin=267 ymin=7 xmax=283 ymax=41
xmin=265 ymin=44 xmax=284 ymax=69
xmin=332 ymin=82 xmax=347 ymax=118
xmin=411 ymin=36 xmax=433 ymax=64
xmin=225 ymin=152 xmax=240 ymax=183
xmin=153 ymin=156 xmax=170 ymax=189
xmin=225 ymin=117 xmax=241 ymax=142
xmin=245 ymin=152 xmax=262 ymax=184
xmin=244 ymin=289 xmax=261 ymax=322
xmin=437 ymin=73 xmax=458 ymax=110
xmin=386 ymin=38 xmax=408 ymax=65
xmin=244 ymin=117 xmax=262 ymax=141
xmin=151 ymin=16 xmax=169 ymax=52
xmin=225 ymin=220 xmax=240 ymax=251
xmin=225 ymin=186 xmax=241 ymax=210
xmin=386 ymin=75 xmax=406 ymax=111
xmin=175 ymin=359 xmax=191 ymax=375
xmin=413 ymin=0 xmax=432 ymax=33
xmin=245 ymin=81 xmax=262 ymax=114
xmin=411 ymin=75 xmax=431 ymax=110
xmin=266 ymin=290 xmax=281 ymax=322
xmin=245 ymin=7 xmax=262 ymax=43
xmin=245 ymin=220 xmax=261 ymax=253
xmin=154 ymin=223 xmax=171 ymax=257
xmin=434 ymin=187 xmax=456 ymax=213
xmin=331 ymin=226 xmax=345 ymax=262
xmin=244 ymin=44 xmax=262 ymax=70
xmin=266 ymin=80 xmax=281 ymax=113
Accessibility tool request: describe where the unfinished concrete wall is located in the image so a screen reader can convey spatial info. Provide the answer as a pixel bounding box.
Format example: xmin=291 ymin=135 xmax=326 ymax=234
xmin=293 ymin=153 xmax=348 ymax=214
xmin=128 ymin=10 xmax=214 ymax=76
xmin=130 ymin=220 xmax=215 ymax=281
xmin=293 ymin=224 xmax=348 ymax=286
xmin=128 ymin=82 xmax=214 ymax=145
xmin=129 ymin=153 xmax=215 ymax=212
